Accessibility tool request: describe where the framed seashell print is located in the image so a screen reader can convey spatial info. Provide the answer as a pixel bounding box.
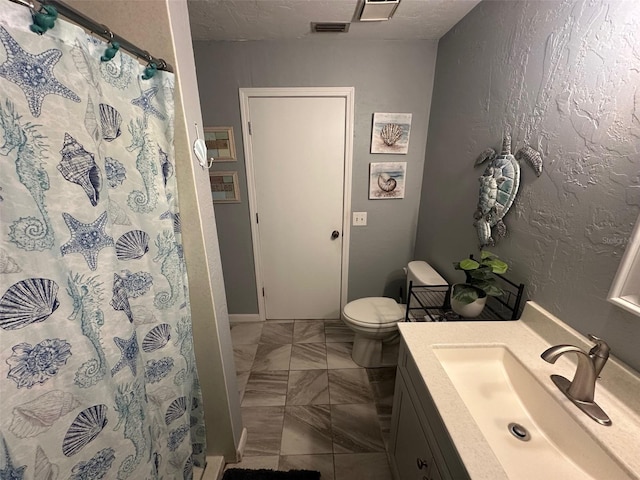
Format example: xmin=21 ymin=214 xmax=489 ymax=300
xmin=210 ymin=171 xmax=241 ymax=203
xmin=369 ymin=162 xmax=407 ymax=199
xmin=371 ymin=113 xmax=412 ymax=154
xmin=204 ymin=126 xmax=236 ymax=162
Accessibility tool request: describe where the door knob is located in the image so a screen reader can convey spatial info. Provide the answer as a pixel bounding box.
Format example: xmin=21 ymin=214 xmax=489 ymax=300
xmin=331 ymin=230 xmax=340 ymax=239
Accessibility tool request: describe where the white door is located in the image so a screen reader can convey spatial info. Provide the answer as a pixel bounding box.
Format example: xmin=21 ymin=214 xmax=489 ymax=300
xmin=240 ymin=89 xmax=353 ymax=320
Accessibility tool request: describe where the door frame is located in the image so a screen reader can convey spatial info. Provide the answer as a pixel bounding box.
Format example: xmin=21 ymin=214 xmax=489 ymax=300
xmin=239 ymin=87 xmax=354 ymax=321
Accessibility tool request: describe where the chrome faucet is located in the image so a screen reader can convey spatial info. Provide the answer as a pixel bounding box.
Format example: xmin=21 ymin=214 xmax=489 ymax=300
xmin=541 ymin=334 xmax=612 ymax=426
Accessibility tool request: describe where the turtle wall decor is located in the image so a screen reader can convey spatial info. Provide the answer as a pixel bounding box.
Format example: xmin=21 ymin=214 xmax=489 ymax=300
xmin=474 ymin=133 xmax=542 ymax=247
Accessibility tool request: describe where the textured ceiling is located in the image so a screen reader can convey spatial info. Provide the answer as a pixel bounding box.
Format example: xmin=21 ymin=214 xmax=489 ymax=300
xmin=187 ymin=0 xmax=482 ymax=41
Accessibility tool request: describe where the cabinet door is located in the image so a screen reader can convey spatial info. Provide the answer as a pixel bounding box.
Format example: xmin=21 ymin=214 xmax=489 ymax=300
xmin=429 ymin=462 xmax=443 ymax=480
xmin=392 ymin=377 xmax=435 ymax=480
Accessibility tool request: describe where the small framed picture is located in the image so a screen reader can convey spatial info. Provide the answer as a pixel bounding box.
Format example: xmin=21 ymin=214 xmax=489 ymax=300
xmin=204 ymin=126 xmax=236 ymax=162
xmin=369 ymin=162 xmax=407 ymax=199
xmin=371 ymin=113 xmax=412 ymax=154
xmin=210 ymin=171 xmax=241 ymax=203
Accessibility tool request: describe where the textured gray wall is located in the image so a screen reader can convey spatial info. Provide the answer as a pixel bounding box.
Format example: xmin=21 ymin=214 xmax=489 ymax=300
xmin=415 ymin=0 xmax=640 ymax=370
xmin=193 ymin=39 xmax=438 ymax=313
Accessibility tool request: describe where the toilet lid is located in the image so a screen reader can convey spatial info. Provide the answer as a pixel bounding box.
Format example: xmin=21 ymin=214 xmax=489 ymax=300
xmin=343 ymin=297 xmax=404 ymax=325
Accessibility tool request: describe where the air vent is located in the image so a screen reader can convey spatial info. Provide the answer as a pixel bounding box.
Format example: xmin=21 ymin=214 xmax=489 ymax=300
xmin=311 ymin=22 xmax=350 ymax=33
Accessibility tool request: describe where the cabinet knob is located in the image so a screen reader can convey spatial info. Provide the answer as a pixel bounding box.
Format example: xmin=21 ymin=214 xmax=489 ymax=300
xmin=416 ymin=457 xmax=429 ymax=470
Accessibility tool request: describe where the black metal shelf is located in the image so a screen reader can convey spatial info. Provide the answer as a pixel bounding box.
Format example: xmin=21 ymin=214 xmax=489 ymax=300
xmin=405 ymin=275 xmax=525 ymax=323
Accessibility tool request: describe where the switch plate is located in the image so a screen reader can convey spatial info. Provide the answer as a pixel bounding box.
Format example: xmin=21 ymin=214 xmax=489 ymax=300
xmin=353 ymin=212 xmax=367 ymax=226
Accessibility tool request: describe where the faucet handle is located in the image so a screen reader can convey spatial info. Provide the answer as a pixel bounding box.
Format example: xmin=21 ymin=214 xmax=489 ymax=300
xmin=587 ymin=334 xmax=610 ymax=358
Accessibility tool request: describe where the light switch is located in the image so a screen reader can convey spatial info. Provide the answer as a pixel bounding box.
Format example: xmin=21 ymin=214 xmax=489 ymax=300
xmin=353 ymin=212 xmax=367 ymax=226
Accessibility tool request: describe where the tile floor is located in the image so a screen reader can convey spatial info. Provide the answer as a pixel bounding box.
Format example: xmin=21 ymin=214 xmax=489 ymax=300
xmin=228 ymin=319 xmax=397 ymax=480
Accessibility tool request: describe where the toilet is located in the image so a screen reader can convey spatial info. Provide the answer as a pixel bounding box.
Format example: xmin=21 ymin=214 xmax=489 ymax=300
xmin=342 ymin=261 xmax=447 ymax=367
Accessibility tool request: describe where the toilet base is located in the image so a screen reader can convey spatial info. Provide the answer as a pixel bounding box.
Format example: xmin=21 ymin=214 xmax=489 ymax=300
xmin=352 ymin=334 xmax=400 ymax=368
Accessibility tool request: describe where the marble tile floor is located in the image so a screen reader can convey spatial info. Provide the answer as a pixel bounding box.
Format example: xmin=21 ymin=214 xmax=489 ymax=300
xmin=228 ymin=319 xmax=397 ymax=480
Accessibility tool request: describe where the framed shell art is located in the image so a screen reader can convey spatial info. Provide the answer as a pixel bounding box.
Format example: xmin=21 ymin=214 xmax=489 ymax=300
xmin=369 ymin=162 xmax=407 ymax=199
xmin=371 ymin=113 xmax=412 ymax=154
xmin=204 ymin=126 xmax=236 ymax=162
xmin=210 ymin=171 xmax=241 ymax=203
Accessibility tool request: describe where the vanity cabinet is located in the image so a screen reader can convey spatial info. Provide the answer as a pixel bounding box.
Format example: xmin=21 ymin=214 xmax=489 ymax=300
xmin=389 ymin=340 xmax=470 ymax=480
xmin=391 ymin=378 xmax=438 ymax=479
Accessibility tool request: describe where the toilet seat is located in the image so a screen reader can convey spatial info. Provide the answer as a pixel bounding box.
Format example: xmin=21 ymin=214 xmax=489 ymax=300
xmin=343 ymin=297 xmax=404 ymax=326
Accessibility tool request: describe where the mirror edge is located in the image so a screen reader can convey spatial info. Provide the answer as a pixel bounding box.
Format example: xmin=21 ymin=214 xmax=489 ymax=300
xmin=608 ymin=211 xmax=640 ymax=317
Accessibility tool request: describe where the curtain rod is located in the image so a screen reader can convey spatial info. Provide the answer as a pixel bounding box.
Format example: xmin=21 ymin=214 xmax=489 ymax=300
xmin=8 ymin=0 xmax=174 ymax=73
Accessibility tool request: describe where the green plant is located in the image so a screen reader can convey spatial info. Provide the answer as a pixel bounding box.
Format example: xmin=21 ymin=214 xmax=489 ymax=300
xmin=452 ymin=251 xmax=509 ymax=304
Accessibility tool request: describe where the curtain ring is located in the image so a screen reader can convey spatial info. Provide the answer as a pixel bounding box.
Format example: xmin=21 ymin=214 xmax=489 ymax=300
xmin=30 ymin=4 xmax=58 ymax=35
xmin=15 ymin=0 xmax=36 ymax=11
xmin=142 ymin=62 xmax=158 ymax=80
xmin=97 ymin=23 xmax=112 ymax=39
xmin=142 ymin=52 xmax=158 ymax=80
xmin=100 ymin=27 xmax=120 ymax=62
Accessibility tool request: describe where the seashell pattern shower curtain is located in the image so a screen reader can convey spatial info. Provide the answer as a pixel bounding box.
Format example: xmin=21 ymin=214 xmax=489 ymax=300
xmin=0 ymin=2 xmax=206 ymax=479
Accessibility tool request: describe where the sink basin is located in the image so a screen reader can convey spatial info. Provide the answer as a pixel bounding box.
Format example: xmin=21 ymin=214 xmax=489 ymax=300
xmin=433 ymin=345 xmax=633 ymax=480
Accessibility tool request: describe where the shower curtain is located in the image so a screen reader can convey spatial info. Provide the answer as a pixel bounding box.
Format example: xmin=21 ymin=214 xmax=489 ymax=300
xmin=0 ymin=2 xmax=206 ymax=479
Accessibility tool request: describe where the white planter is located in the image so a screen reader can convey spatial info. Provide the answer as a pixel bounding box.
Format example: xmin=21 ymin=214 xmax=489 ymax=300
xmin=450 ymin=284 xmax=487 ymax=318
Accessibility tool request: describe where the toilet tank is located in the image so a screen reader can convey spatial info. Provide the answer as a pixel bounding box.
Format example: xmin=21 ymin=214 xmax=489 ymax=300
xmin=406 ymin=261 xmax=447 ymax=291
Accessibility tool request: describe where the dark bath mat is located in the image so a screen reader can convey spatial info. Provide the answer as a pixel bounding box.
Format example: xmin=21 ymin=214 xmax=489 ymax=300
xmin=222 ymin=468 xmax=321 ymax=480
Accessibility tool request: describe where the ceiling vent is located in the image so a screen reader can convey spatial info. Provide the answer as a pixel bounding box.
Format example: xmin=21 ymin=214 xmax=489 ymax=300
xmin=359 ymin=0 xmax=401 ymax=22
xmin=311 ymin=22 xmax=351 ymax=33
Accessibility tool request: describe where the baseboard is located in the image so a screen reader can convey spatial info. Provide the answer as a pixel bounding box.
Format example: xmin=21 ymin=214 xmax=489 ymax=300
xmin=236 ymin=427 xmax=248 ymax=462
xmin=194 ymin=430 xmax=246 ymax=479
xmin=197 ymin=455 xmax=225 ymax=480
xmin=194 ymin=466 xmax=204 ymax=480
xmin=228 ymin=314 xmax=261 ymax=323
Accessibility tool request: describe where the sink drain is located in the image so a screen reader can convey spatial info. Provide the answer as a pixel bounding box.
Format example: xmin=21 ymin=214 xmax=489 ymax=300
xmin=508 ymin=422 xmax=531 ymax=441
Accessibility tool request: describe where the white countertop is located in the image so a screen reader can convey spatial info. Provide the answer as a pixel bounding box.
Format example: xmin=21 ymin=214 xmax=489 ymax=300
xmin=398 ymin=301 xmax=640 ymax=480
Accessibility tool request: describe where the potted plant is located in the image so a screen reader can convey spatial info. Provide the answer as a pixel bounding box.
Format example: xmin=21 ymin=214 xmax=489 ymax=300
xmin=450 ymin=251 xmax=509 ymax=317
